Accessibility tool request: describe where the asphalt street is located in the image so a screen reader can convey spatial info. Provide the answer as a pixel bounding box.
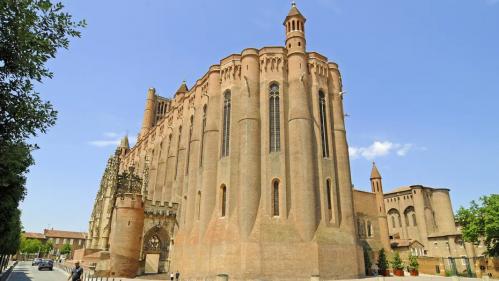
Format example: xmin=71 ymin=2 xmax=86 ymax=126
xmin=7 ymin=261 xmax=67 ymax=281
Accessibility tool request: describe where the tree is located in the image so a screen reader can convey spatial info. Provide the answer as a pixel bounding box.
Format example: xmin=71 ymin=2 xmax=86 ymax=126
xmin=362 ymin=243 xmax=372 ymax=275
xmin=407 ymin=253 xmax=419 ymax=272
xmin=0 ymin=0 xmax=85 ymax=253
xmin=60 ymin=243 xmax=71 ymax=256
xmin=20 ymin=237 xmax=42 ymax=254
xmin=456 ymin=194 xmax=499 ymax=257
xmin=390 ymin=252 xmax=404 ymax=270
xmin=377 ymin=248 xmax=389 ymax=274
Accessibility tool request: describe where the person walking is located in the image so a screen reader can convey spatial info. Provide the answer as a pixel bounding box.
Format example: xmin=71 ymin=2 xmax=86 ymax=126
xmin=170 ymin=272 xmax=174 ymax=281
xmin=175 ymin=270 xmax=180 ymax=281
xmin=67 ymin=261 xmax=83 ymax=281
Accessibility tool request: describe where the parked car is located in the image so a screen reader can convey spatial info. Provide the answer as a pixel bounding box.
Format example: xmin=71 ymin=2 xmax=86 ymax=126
xmin=32 ymin=258 xmax=42 ymax=266
xmin=38 ymin=259 xmax=53 ymax=271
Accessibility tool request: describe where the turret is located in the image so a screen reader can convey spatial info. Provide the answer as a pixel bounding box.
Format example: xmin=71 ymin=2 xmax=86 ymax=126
xmin=139 ymin=88 xmax=157 ymax=139
xmin=284 ymin=2 xmax=306 ymax=54
xmin=285 ymin=3 xmax=318 ymax=241
xmin=175 ymin=81 xmax=188 ymax=99
xmin=117 ymin=135 xmax=129 ymax=157
xmin=370 ymin=162 xmax=391 ymax=252
xmin=109 ymin=167 xmax=145 ymax=278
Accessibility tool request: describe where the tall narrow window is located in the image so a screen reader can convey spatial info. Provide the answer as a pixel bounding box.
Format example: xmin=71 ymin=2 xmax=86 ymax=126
xmin=392 ymin=216 xmax=396 ymax=228
xmin=197 ymin=191 xmax=201 ymax=220
xmin=273 ymin=180 xmax=279 ymax=216
xmin=174 ymin=126 xmax=182 ymax=180
xmin=186 ymin=116 xmax=193 ymax=175
xmin=367 ymin=221 xmax=373 ymax=237
xmin=326 ymin=179 xmax=332 ymax=210
xmin=221 ymin=185 xmax=227 ymax=217
xmin=319 ymin=91 xmax=330 ymax=158
xmin=200 ymin=105 xmax=207 ymax=167
xmin=412 ymin=213 xmax=417 ymax=226
xmin=221 ymin=91 xmax=231 ymax=157
xmin=269 ymin=83 xmax=280 ymax=152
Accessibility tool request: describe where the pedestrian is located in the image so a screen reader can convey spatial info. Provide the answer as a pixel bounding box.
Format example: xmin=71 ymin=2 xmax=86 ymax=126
xmin=175 ymin=270 xmax=180 ymax=280
xmin=170 ymin=272 xmax=174 ymax=281
xmin=67 ymin=261 xmax=83 ymax=281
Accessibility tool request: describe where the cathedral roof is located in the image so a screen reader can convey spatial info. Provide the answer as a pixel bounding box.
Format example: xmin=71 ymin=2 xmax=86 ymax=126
xmin=370 ymin=162 xmax=381 ymax=179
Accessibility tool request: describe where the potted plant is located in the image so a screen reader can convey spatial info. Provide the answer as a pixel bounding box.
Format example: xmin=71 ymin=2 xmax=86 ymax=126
xmin=391 ymin=252 xmax=405 ymax=276
xmin=407 ymin=253 xmax=419 ymax=276
xmin=377 ymin=249 xmax=390 ymax=276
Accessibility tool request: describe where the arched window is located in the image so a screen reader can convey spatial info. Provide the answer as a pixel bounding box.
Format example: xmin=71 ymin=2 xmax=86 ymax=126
xmin=200 ymin=105 xmax=207 ymax=167
xmin=197 ymin=191 xmax=201 ymax=220
xmin=292 ymin=20 xmax=295 ymax=31
xmin=221 ymin=185 xmax=227 ymax=217
xmin=273 ymin=180 xmax=279 ymax=216
xmin=319 ymin=91 xmax=330 ymax=158
xmin=221 ymin=91 xmax=231 ymax=158
xmin=326 ymin=179 xmax=332 ymax=210
xmin=301 ymin=22 xmax=304 ymax=32
xmin=269 ymin=83 xmax=280 ymax=152
xmin=412 ymin=213 xmax=417 ymax=226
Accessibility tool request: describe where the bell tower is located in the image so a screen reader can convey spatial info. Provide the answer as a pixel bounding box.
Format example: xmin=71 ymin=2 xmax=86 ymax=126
xmin=284 ymin=2 xmax=306 ymax=54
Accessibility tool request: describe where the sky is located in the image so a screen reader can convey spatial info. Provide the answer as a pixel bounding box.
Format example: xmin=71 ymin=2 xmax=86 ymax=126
xmin=21 ymin=0 xmax=499 ymax=232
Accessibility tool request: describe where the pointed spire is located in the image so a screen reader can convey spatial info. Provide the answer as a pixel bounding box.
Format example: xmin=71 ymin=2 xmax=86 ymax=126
xmin=370 ymin=162 xmax=382 ymax=179
xmin=176 ymin=81 xmax=188 ymax=95
xmin=285 ymin=1 xmax=305 ymax=21
xmin=119 ymin=135 xmax=129 ymax=149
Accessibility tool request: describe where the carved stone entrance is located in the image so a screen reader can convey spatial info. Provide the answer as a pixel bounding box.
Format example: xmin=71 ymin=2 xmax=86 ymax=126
xmin=142 ymin=226 xmax=170 ymax=273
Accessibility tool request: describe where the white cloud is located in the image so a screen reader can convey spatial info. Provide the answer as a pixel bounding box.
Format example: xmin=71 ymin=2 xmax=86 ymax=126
xmin=88 ymin=139 xmax=121 ymax=147
xmin=89 ymin=132 xmax=126 ymax=148
xmin=349 ymin=141 xmax=419 ymax=160
xmin=103 ymin=132 xmax=119 ymax=138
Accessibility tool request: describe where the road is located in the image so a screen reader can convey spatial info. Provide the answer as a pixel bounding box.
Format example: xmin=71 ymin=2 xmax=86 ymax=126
xmin=7 ymin=261 xmax=67 ymax=281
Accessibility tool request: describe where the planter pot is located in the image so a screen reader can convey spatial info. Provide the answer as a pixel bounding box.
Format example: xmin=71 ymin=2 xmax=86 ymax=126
xmin=394 ymin=269 xmax=405 ymax=276
xmin=378 ymin=270 xmax=390 ymax=276
xmin=410 ymin=270 xmax=419 ymax=276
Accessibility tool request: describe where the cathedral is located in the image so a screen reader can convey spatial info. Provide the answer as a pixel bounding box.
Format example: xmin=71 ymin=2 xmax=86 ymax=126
xmin=82 ymin=3 xmax=479 ymax=280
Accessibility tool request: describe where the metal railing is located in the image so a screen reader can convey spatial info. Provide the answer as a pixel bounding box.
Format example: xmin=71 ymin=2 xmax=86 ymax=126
xmin=55 ymin=262 xmax=122 ymax=281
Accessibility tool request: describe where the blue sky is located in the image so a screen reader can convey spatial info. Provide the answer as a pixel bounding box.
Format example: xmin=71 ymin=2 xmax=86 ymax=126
xmin=21 ymin=0 xmax=499 ymax=232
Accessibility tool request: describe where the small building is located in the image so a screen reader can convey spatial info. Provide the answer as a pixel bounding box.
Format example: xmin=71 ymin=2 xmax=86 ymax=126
xmin=44 ymin=229 xmax=87 ymax=256
xmin=390 ymin=239 xmax=424 ymax=259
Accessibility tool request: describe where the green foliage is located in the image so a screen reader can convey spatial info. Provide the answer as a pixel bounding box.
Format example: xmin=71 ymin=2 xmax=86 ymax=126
xmin=390 ymin=252 xmax=404 ymax=270
xmin=19 ymin=236 xmax=53 ymax=254
xmin=20 ymin=237 xmax=42 ymax=254
xmin=0 ymin=0 xmax=85 ymax=253
xmin=60 ymin=243 xmax=71 ymax=255
xmin=362 ymin=243 xmax=372 ymax=275
xmin=456 ymin=195 xmax=499 ymax=257
xmin=377 ymin=248 xmax=389 ymax=272
xmin=0 ymin=209 xmax=22 ymax=254
xmin=407 ymin=253 xmax=419 ymax=271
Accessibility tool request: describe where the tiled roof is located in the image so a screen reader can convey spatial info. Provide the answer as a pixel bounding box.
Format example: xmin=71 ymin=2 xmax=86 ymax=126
xmin=391 ymin=239 xmax=423 ymax=248
xmin=44 ymin=229 xmax=87 ymax=239
xmin=24 ymin=232 xmax=45 ymax=239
